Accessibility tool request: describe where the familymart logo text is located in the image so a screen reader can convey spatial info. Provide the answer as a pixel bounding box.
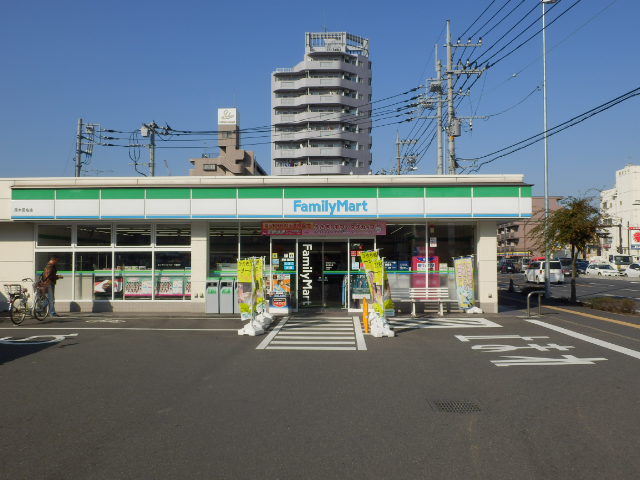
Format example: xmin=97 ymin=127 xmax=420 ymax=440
xmin=292 ymin=199 xmax=369 ymax=215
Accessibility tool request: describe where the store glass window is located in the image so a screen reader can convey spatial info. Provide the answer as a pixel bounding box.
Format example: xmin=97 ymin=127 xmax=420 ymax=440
xmin=271 ymin=239 xmax=297 ymax=310
xmin=429 ymin=224 xmax=476 ymax=298
xmin=209 ymin=223 xmax=238 ymax=275
xmin=74 ymin=252 xmax=113 ymax=300
xmin=154 ymin=252 xmax=191 ymax=300
xmin=114 ymin=252 xmax=152 ymax=300
xmin=376 ymin=224 xmax=426 ymax=291
xmin=77 ymin=225 xmax=112 ymax=247
xmin=156 ymin=224 xmax=191 ymax=246
xmin=240 ymin=223 xmax=270 ymax=263
xmin=35 ymin=252 xmax=73 ymax=300
xmin=348 ymin=239 xmax=375 ymax=309
xmin=37 ymin=225 xmax=71 ymax=246
xmin=116 ymin=224 xmax=151 ymax=246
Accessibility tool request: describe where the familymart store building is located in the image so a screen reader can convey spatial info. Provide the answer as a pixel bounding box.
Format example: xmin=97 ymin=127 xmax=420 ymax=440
xmin=0 ymin=175 xmax=532 ymax=314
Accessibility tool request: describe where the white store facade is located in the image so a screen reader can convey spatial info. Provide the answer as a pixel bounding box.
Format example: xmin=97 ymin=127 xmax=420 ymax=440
xmin=0 ymin=175 xmax=533 ymax=314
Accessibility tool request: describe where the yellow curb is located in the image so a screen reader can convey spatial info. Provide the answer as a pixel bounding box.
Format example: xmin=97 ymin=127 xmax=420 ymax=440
xmin=543 ymin=305 xmax=640 ymax=329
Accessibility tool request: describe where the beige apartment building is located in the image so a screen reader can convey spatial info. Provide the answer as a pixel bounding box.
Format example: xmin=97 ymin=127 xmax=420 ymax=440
xmin=190 ymin=108 xmax=267 ymax=176
xmin=497 ymin=196 xmax=562 ymax=258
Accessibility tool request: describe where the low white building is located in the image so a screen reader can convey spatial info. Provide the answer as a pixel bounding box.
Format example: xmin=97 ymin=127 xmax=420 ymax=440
xmin=0 ymin=174 xmax=533 ymax=314
xmin=600 ymin=164 xmax=640 ymax=264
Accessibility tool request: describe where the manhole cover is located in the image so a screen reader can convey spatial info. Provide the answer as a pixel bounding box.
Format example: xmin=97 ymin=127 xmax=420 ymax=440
xmin=429 ymin=400 xmax=481 ymax=413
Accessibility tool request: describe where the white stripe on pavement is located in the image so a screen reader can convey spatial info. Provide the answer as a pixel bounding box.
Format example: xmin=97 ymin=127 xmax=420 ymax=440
xmin=0 ymin=327 xmax=238 ymax=331
xmin=255 ymin=317 xmax=289 ymax=350
xmin=353 ymin=316 xmax=367 ymax=351
xmin=265 ymin=346 xmax=357 ymax=351
xmin=270 ymin=340 xmax=355 ymax=345
xmin=527 ymin=319 xmax=640 ymax=360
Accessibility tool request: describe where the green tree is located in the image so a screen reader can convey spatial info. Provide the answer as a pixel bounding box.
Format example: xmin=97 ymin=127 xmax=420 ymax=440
xmin=530 ymin=196 xmax=603 ymax=303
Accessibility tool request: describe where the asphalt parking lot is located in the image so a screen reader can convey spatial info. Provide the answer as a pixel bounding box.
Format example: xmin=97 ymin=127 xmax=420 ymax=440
xmin=498 ymin=272 xmax=640 ymax=303
xmin=2 ymin=302 xmax=640 ymax=479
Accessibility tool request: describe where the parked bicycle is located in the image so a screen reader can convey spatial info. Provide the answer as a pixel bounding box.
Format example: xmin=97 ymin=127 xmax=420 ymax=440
xmin=3 ymin=278 xmax=50 ymax=325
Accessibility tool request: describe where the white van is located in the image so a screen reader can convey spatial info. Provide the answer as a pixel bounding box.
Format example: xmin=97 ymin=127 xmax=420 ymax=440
xmin=525 ymin=261 xmax=564 ymax=284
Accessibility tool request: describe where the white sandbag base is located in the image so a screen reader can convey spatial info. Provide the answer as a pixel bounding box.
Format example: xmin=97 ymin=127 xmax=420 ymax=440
xmin=238 ymin=322 xmax=264 ymax=336
xmin=465 ymin=306 xmax=483 ymax=314
xmin=369 ymin=312 xmax=395 ymax=338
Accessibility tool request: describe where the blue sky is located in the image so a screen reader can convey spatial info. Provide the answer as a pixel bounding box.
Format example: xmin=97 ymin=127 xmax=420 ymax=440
xmin=1 ymin=0 xmax=638 ymax=197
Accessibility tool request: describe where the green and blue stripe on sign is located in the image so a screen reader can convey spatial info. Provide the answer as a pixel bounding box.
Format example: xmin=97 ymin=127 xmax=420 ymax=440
xmin=10 ymin=185 xmax=532 ymax=220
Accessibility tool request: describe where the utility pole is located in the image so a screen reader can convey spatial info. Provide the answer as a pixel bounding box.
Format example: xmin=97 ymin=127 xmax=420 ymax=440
xmin=446 ymin=21 xmax=456 ymax=175
xmin=436 ymin=45 xmax=444 ymax=175
xmin=445 ymin=20 xmax=486 ymax=174
xmin=141 ymin=121 xmax=159 ymax=176
xmin=412 ymin=45 xmax=446 ymax=174
xmin=75 ymin=118 xmax=83 ymax=177
xmin=150 ymin=127 xmax=156 ymax=177
xmin=395 ymin=132 xmax=418 ymax=174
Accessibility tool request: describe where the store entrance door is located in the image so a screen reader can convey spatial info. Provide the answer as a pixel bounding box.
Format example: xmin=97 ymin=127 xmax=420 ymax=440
xmin=298 ymin=241 xmax=348 ymax=309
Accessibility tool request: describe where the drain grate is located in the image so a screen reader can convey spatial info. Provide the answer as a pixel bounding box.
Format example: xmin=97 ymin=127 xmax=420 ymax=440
xmin=429 ymin=400 xmax=481 ymax=413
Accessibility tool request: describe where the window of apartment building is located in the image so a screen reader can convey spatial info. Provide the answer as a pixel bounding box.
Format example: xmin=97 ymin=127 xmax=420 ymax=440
xmin=203 ymin=164 xmax=217 ymax=172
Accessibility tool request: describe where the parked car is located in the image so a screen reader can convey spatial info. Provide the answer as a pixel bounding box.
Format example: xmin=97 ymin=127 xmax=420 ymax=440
xmin=498 ymin=259 xmax=518 ymax=273
xmin=558 ymin=258 xmax=572 ymax=277
xmin=585 ymin=264 xmax=622 ymax=277
xmin=525 ymin=261 xmax=564 ymax=284
xmin=576 ymin=259 xmax=590 ymax=275
xmin=624 ymin=263 xmax=640 ymax=278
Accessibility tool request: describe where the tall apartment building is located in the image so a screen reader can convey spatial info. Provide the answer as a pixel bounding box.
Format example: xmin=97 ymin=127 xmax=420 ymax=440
xmin=600 ymin=164 xmax=640 ymax=259
xmin=271 ymin=32 xmax=372 ymax=175
xmin=190 ymin=108 xmax=266 ymax=176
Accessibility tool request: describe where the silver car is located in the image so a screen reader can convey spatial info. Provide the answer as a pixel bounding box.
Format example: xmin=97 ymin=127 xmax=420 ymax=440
xmin=585 ymin=264 xmax=622 ymax=277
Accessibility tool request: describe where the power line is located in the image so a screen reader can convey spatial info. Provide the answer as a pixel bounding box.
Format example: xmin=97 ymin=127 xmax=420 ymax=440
xmin=458 ymin=85 xmax=640 ymax=172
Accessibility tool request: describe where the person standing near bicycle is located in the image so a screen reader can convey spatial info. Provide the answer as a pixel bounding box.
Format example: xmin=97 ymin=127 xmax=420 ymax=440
xmin=41 ymin=255 xmax=63 ymax=317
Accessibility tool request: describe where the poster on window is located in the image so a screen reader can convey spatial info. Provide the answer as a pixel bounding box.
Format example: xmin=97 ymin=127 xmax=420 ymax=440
xmin=411 ymin=256 xmax=441 ymax=289
xmin=94 ymin=278 xmax=123 ymax=296
xmin=156 ymin=276 xmax=186 ymax=297
xmin=123 ymin=276 xmax=153 ymax=297
xmin=270 ymin=274 xmax=291 ymax=313
xmin=453 ymin=256 xmax=475 ymax=309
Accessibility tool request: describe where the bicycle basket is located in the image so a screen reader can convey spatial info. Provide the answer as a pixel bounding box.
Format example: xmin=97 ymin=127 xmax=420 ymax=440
xmin=36 ymin=282 xmax=48 ymax=295
xmin=4 ymin=284 xmax=23 ymax=295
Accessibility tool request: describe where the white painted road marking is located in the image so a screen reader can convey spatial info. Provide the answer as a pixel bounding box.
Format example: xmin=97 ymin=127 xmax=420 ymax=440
xmin=491 ymin=355 xmax=607 ymax=366
xmin=389 ymin=317 xmax=502 ymax=329
xmin=0 ymin=327 xmax=238 ymax=332
xmin=527 ymin=319 xmax=640 ymax=360
xmin=0 ymin=333 xmax=78 ymax=345
xmin=257 ymin=316 xmax=364 ymax=351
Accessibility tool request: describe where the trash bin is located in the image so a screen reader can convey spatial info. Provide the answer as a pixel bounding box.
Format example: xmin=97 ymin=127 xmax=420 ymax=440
xmin=205 ymin=279 xmax=220 ymax=314
xmin=219 ymin=277 xmax=235 ymax=314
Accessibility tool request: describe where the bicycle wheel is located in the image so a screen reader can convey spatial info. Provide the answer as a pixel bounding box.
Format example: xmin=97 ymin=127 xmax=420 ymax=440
xmin=10 ymin=297 xmax=28 ymax=325
xmin=33 ymin=294 xmax=50 ymax=321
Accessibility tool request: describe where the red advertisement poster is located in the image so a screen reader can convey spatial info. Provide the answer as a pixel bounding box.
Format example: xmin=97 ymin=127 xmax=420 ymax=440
xmin=411 ymin=256 xmax=440 ymax=288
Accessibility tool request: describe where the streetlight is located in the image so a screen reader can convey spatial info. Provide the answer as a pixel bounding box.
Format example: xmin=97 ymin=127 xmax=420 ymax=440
xmin=542 ymin=0 xmax=557 ymax=298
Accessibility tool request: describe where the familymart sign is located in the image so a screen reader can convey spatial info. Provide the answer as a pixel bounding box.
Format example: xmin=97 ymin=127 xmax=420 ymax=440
xmin=10 ymin=185 xmax=532 ymax=220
